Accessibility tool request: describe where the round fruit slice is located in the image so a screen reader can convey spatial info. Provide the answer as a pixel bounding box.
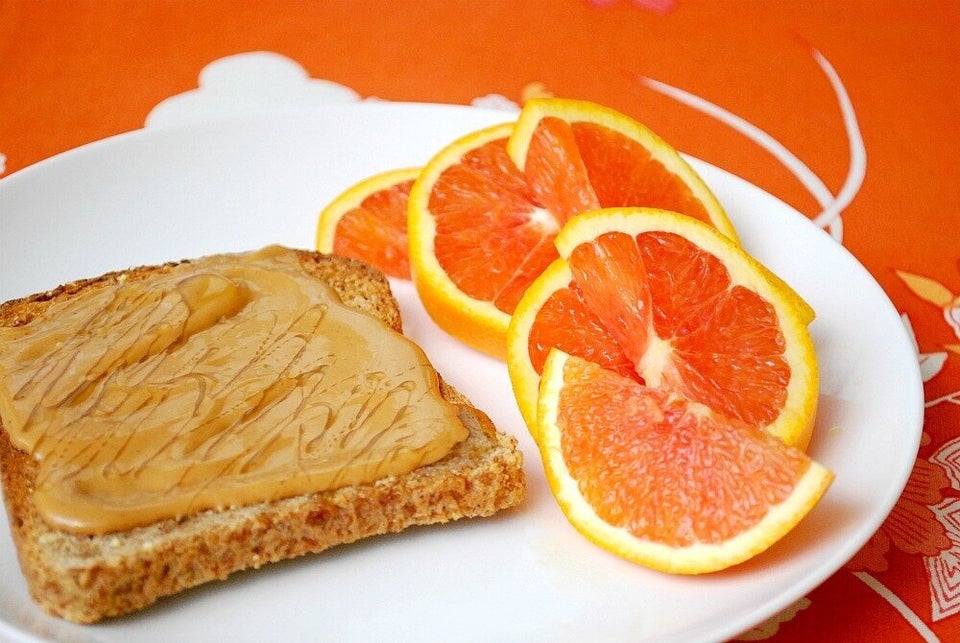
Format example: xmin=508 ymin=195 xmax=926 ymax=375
xmin=317 ymin=167 xmax=420 ymax=279
xmin=408 ymin=98 xmax=735 ymax=360
xmin=508 ymin=207 xmax=817 ymax=449
xmin=537 ymin=349 xmax=833 ymax=574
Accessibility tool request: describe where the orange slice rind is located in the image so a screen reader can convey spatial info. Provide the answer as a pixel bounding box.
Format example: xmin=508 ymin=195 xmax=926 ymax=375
xmin=408 ymin=122 xmax=520 ymax=358
xmin=537 ymin=349 xmax=833 ymax=574
xmin=317 ymin=167 xmax=421 ymax=279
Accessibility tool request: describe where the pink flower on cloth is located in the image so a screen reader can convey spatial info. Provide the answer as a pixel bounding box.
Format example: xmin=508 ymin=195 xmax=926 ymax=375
xmin=585 ymin=0 xmax=677 ymax=14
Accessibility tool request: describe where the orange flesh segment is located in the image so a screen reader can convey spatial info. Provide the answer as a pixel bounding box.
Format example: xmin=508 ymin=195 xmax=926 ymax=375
xmin=556 ymin=356 xmax=812 ymax=547
xmin=430 ymin=138 xmax=560 ymax=314
xmin=571 ymin=122 xmax=716 ymax=225
xmin=564 ymin=230 xmax=791 ymax=429
xmin=527 ymin=284 xmax=636 ymax=381
xmin=523 ymin=117 xmax=600 ymax=223
xmin=333 ymin=179 xmax=414 ymax=279
xmin=566 ymin=231 xmax=651 ymax=367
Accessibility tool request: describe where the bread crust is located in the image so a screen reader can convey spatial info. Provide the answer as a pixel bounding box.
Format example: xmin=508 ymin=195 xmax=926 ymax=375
xmin=0 ymin=249 xmax=525 ymax=623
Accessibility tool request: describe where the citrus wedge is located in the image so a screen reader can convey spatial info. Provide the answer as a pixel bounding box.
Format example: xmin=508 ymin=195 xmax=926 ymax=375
xmin=317 ymin=167 xmax=420 ymax=279
xmin=408 ymin=98 xmax=735 ymax=360
xmin=537 ymin=349 xmax=833 ymax=574
xmin=507 ymin=98 xmax=738 ymax=241
xmin=408 ymin=122 xmax=524 ymax=358
xmin=508 ymin=207 xmax=818 ymax=449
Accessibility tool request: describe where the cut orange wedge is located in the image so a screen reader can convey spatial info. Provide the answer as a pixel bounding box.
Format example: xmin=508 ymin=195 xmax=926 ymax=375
xmin=537 ymin=349 xmax=833 ymax=574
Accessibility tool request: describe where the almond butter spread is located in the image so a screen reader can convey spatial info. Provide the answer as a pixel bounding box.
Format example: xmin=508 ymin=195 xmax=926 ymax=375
xmin=0 ymin=246 xmax=468 ymax=535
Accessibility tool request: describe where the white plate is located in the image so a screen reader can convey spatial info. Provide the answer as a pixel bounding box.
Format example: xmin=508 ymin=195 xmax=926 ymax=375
xmin=0 ymin=102 xmax=924 ymax=643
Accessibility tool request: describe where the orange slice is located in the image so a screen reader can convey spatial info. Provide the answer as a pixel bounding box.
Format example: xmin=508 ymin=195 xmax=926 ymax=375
xmin=408 ymin=122 xmax=523 ymax=358
xmin=408 ymin=98 xmax=736 ymax=360
xmin=507 ymin=98 xmax=738 ymax=241
xmin=316 ymin=167 xmax=420 ymax=279
xmin=537 ymin=349 xmax=833 ymax=574
xmin=508 ymin=207 xmax=818 ymax=449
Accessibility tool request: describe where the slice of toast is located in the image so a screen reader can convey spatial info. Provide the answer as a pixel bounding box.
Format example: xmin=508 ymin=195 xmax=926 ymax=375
xmin=0 ymin=248 xmax=525 ymax=623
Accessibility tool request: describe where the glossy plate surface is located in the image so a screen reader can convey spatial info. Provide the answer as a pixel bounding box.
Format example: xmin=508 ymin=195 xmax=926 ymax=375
xmin=0 ymin=103 xmax=923 ymax=643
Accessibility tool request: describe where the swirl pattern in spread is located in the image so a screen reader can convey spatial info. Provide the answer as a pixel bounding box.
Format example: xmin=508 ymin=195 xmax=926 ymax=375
xmin=0 ymin=247 xmax=467 ymax=534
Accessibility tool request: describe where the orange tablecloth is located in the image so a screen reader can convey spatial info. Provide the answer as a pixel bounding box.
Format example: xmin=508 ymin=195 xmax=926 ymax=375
xmin=1 ymin=2 xmax=958 ymax=640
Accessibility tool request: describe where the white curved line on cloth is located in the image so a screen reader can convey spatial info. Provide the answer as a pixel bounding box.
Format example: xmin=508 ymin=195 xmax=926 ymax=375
xmin=926 ymin=391 xmax=960 ymax=408
xmin=641 ymin=76 xmax=835 ymax=207
xmin=809 ymin=48 xmax=866 ymax=231
xmin=640 ymin=47 xmax=865 ymax=242
xmin=853 ymin=572 xmax=941 ymax=642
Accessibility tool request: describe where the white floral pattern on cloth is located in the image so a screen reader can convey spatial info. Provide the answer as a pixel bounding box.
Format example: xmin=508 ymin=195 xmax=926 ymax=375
xmin=929 ymin=437 xmax=960 ymax=621
xmin=735 ymin=598 xmax=811 ymax=640
xmin=144 ymin=51 xmax=529 ymax=131
xmin=145 ymin=51 xmax=364 ymax=129
xmin=898 ymin=272 xmax=960 ymax=346
xmin=898 ymin=271 xmax=960 ymax=410
xmin=901 ymin=271 xmax=960 ymax=623
xmin=902 ymin=313 xmax=951 ymax=387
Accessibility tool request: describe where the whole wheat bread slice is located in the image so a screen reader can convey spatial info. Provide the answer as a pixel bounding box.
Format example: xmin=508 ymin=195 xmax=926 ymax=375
xmin=0 ymin=249 xmax=525 ymax=623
